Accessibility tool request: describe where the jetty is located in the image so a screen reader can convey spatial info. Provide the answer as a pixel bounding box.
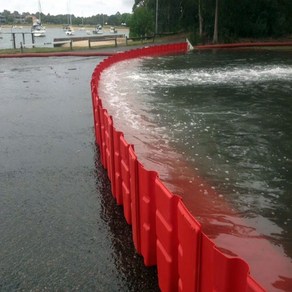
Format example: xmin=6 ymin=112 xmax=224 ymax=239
xmin=1 ymin=32 xmax=35 ymax=49
xmin=53 ymin=34 xmax=125 ymax=49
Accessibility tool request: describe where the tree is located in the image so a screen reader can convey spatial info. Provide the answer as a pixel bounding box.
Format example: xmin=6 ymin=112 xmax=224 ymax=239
xmin=133 ymin=0 xmax=148 ymax=10
xmin=108 ymin=12 xmax=122 ymax=26
xmin=198 ymin=0 xmax=203 ymax=37
xmin=129 ymin=6 xmax=154 ymax=37
xmin=213 ymin=0 xmax=219 ymax=43
xmin=2 ymin=1 xmax=292 ymax=39
xmin=120 ymin=13 xmax=132 ymax=26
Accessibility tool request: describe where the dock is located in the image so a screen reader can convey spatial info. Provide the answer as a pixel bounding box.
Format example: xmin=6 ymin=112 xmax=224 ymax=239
xmin=53 ymin=34 xmax=125 ymax=49
xmin=1 ymin=32 xmax=35 ymax=49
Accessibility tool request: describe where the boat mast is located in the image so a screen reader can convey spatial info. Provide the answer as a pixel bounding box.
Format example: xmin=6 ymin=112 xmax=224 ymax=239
xmin=38 ymin=0 xmax=42 ymax=22
xmin=67 ymin=0 xmax=72 ymax=25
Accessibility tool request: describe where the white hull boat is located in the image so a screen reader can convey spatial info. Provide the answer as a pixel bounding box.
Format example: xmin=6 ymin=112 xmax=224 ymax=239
xmin=31 ymin=21 xmax=46 ymax=37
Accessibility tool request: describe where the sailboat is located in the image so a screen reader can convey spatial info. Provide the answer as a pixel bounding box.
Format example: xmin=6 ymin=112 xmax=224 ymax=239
xmin=64 ymin=0 xmax=74 ymax=36
xmin=65 ymin=26 xmax=74 ymax=36
xmin=31 ymin=0 xmax=46 ymax=37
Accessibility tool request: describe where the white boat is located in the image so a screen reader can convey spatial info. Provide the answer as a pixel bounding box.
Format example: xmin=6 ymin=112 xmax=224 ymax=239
xmin=31 ymin=20 xmax=46 ymax=37
xmin=65 ymin=27 xmax=74 ymax=36
xmin=64 ymin=25 xmax=74 ymax=35
xmin=65 ymin=1 xmax=74 ymax=36
xmin=32 ymin=1 xmax=46 ymax=37
xmin=109 ymin=26 xmax=117 ymax=33
xmin=93 ymin=24 xmax=103 ymax=34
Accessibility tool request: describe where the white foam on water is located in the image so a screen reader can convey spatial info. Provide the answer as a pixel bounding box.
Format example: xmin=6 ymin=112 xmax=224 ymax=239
xmin=100 ymin=60 xmax=148 ymax=131
xmin=99 ymin=60 xmax=292 ymax=156
xmin=127 ymin=64 xmax=292 ymax=87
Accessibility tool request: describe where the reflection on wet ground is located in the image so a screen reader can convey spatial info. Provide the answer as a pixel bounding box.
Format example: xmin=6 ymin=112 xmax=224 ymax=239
xmin=94 ymin=151 xmax=159 ymax=292
xmin=0 ymin=57 xmax=159 ymax=291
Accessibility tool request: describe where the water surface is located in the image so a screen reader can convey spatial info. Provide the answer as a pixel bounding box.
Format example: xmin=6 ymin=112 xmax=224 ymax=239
xmin=99 ymin=49 xmax=292 ymax=291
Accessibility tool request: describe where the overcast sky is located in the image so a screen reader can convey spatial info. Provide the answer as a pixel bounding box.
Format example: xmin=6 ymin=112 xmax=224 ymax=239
xmin=0 ymin=0 xmax=134 ymax=17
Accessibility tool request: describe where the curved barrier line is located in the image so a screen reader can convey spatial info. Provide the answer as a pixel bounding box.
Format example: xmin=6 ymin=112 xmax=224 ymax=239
xmin=2 ymin=42 xmax=287 ymax=290
xmin=0 ymin=43 xmax=275 ymax=290
xmin=91 ymin=43 xmax=266 ymax=292
xmin=196 ymin=41 xmax=292 ymax=50
xmin=1 ymin=41 xmax=291 ymax=59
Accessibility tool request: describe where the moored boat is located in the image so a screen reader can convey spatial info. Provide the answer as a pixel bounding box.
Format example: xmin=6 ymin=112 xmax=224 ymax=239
xmin=109 ymin=26 xmax=117 ymax=33
xmin=64 ymin=25 xmax=74 ymax=36
xmin=31 ymin=19 xmax=46 ymax=37
xmin=93 ymin=24 xmax=103 ymax=34
xmin=32 ymin=1 xmax=46 ymax=37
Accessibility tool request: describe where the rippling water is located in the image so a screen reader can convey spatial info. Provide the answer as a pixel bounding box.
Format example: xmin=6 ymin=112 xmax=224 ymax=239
xmin=99 ymin=49 xmax=292 ymax=291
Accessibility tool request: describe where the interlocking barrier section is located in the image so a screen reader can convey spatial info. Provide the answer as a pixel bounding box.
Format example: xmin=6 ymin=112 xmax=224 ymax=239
xmin=90 ymin=43 xmax=266 ymax=292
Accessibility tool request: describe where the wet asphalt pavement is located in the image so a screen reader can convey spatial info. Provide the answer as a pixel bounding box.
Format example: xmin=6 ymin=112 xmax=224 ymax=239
xmin=0 ymin=56 xmax=159 ymax=291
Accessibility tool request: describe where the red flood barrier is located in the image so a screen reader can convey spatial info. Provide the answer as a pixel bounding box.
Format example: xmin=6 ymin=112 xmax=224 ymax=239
xmin=155 ymin=178 xmax=181 ymax=291
xmin=138 ymin=162 xmax=157 ymax=266
xmin=119 ymin=135 xmax=132 ymax=223
xmin=177 ymin=201 xmax=201 ymax=292
xmin=90 ymin=42 xmax=266 ymax=292
xmin=196 ymin=41 xmax=292 ymax=50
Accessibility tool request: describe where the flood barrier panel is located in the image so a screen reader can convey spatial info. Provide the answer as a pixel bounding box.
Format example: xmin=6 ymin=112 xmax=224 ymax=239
xmin=90 ymin=42 xmax=265 ymax=292
xmin=196 ymin=41 xmax=292 ymax=50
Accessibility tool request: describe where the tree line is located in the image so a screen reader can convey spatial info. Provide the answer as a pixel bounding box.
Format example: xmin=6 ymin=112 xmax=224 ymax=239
xmin=0 ymin=10 xmax=131 ymax=27
xmin=2 ymin=0 xmax=292 ymax=43
xmin=129 ymin=0 xmax=292 ymax=43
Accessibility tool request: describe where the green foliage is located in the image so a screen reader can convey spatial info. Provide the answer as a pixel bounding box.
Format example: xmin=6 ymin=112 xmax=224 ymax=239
xmin=2 ymin=0 xmax=292 ymax=41
xmin=0 ymin=10 xmax=131 ymax=27
xmin=130 ymin=0 xmax=292 ymax=42
xmin=129 ymin=6 xmax=154 ymax=37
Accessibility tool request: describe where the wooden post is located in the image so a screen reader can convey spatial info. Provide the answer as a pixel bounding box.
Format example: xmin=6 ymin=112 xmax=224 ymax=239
xmin=22 ymin=33 xmax=26 ymax=45
xmin=114 ymin=37 xmax=117 ymax=47
xmin=31 ymin=33 xmax=35 ymax=48
xmin=88 ymin=39 xmax=91 ymax=49
xmin=12 ymin=33 xmax=16 ymax=49
xmin=70 ymin=40 xmax=73 ymax=50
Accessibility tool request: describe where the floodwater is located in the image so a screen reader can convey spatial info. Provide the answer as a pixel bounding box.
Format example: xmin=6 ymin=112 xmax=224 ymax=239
xmin=99 ymin=49 xmax=292 ymax=291
xmin=0 ymin=57 xmax=159 ymax=290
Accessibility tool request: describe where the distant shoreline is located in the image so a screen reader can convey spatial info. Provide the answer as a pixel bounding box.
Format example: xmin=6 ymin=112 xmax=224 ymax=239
xmin=0 ymin=24 xmax=126 ymax=29
xmin=1 ymin=30 xmax=292 ymax=56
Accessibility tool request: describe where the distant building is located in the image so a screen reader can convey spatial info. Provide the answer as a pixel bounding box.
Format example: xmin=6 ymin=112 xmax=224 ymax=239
xmin=0 ymin=14 xmax=6 ymax=24
xmin=14 ymin=15 xmax=26 ymax=23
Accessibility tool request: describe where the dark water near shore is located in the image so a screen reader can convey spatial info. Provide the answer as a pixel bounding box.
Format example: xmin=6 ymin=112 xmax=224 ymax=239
xmin=100 ymin=49 xmax=292 ymax=291
xmin=0 ymin=57 xmax=159 ymax=291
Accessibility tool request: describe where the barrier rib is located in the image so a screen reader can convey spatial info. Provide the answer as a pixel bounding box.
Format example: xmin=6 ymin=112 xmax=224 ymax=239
xmin=128 ymin=146 xmax=140 ymax=253
xmin=90 ymin=42 xmax=265 ymax=292
xmin=120 ymin=135 xmax=131 ymax=224
xmin=112 ymin=129 xmax=123 ymax=204
xmin=155 ymin=178 xmax=181 ymax=291
xmin=103 ymin=110 xmax=115 ymax=186
xmin=138 ymin=162 xmax=158 ymax=266
xmin=177 ymin=201 xmax=201 ymax=292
